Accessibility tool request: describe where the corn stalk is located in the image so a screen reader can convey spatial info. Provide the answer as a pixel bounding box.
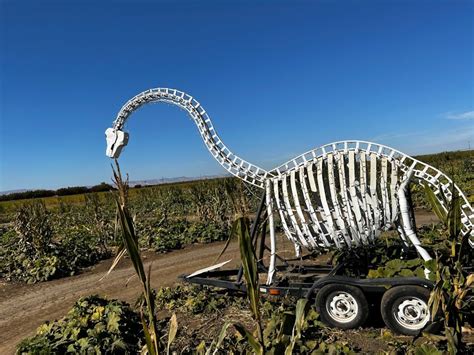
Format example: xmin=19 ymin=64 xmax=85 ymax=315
xmin=425 ymin=183 xmax=473 ymax=354
xmin=111 ymin=161 xmax=160 ymax=354
xmin=232 ymin=216 xmax=264 ymax=354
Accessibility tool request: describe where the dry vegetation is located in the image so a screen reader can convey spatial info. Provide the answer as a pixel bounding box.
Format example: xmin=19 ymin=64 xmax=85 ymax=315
xmin=1 ymin=150 xmax=473 ymax=354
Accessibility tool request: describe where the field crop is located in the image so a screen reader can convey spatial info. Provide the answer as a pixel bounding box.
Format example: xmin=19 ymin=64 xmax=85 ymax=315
xmin=411 ymin=150 xmax=474 ymax=206
xmin=0 ymin=177 xmax=257 ymax=283
xmin=0 ymin=150 xmax=472 ymax=353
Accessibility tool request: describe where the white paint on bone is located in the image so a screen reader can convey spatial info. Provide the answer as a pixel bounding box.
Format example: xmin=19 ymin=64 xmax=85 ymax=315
xmin=316 ymin=158 xmax=341 ymax=248
xmin=348 ymin=151 xmax=366 ymax=244
xmin=381 ymin=157 xmax=391 ymax=226
xmin=266 ymin=180 xmax=276 ymax=285
xmin=299 ymin=165 xmax=330 ymax=247
xmin=290 ymin=170 xmax=318 ymax=248
xmin=337 ymin=152 xmax=360 ymax=246
xmin=327 ymin=154 xmax=351 ymax=247
xmin=370 ymin=153 xmax=382 ymax=238
xmin=282 ymin=175 xmax=308 ymax=248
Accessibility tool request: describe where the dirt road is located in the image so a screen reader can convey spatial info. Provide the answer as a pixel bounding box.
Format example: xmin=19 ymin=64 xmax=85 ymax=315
xmin=0 ymin=241 xmax=240 ymax=354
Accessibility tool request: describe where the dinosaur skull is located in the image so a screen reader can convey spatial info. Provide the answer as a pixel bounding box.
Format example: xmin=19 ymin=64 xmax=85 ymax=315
xmin=105 ymin=128 xmax=129 ymax=158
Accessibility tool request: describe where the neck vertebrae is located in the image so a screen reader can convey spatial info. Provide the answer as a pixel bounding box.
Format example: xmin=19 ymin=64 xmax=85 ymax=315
xmin=112 ymin=88 xmax=272 ymax=188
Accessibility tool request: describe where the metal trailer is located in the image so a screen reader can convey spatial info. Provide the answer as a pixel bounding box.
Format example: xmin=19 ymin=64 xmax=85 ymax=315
xmin=181 ymin=192 xmax=438 ymax=336
xmin=181 ymin=266 xmax=436 ymax=336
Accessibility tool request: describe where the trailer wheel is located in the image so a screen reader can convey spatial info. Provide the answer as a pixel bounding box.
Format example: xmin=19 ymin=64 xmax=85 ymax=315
xmin=315 ymin=284 xmax=369 ymax=329
xmin=381 ymin=285 xmax=432 ymax=336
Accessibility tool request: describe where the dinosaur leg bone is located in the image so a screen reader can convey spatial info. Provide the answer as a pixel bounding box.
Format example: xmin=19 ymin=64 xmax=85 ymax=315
xmin=266 ymin=180 xmax=276 ymax=285
xmin=397 ymin=169 xmax=432 ymax=263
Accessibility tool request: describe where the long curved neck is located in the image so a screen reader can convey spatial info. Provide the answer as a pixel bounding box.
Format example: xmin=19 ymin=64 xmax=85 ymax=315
xmin=112 ymin=88 xmax=271 ymax=189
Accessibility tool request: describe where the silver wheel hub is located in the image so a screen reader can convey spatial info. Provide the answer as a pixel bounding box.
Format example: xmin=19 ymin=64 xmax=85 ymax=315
xmin=395 ymin=297 xmax=430 ymax=330
xmin=326 ymin=292 xmax=358 ymax=323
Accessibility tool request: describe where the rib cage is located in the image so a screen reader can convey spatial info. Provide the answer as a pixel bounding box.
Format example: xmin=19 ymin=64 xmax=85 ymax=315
xmin=273 ymin=152 xmax=401 ymax=250
xmin=110 ymin=88 xmax=474 ymax=257
xmin=270 ymin=141 xmax=474 ymax=250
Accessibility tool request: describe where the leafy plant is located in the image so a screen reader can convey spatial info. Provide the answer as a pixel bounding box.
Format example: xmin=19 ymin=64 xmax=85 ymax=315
xmin=368 ymin=258 xmax=426 ymax=279
xmin=424 ymin=183 xmax=473 ymax=354
xmin=331 ymin=233 xmax=426 ymax=279
xmin=17 ymin=295 xmax=144 ymax=354
xmin=137 ymin=219 xmax=228 ymax=253
xmin=156 ymin=284 xmax=244 ymax=315
xmin=261 ymin=301 xmax=358 ymax=354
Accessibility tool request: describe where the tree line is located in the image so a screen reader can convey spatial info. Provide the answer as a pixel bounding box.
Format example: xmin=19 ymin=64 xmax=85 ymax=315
xmin=0 ymin=183 xmax=115 ymax=202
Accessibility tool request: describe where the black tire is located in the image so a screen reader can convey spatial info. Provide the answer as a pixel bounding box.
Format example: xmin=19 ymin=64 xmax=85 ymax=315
xmin=381 ymin=285 xmax=433 ymax=336
xmin=315 ymin=284 xmax=369 ymax=329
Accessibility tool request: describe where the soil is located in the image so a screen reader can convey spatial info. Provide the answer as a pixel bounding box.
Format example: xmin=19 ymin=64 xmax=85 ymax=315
xmin=0 ymin=209 xmax=455 ymax=354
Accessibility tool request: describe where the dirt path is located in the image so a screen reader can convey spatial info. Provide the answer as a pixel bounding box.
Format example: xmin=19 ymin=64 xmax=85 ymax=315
xmin=413 ymin=208 xmax=440 ymax=226
xmin=0 ymin=241 xmax=240 ymax=354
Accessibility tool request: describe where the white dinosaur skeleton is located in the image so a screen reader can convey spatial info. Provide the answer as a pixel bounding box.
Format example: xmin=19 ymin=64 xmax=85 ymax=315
xmin=106 ymin=88 xmax=474 ymax=284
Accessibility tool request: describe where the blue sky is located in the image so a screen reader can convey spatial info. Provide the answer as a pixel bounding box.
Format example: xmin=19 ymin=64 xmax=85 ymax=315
xmin=1 ymin=0 xmax=473 ymax=191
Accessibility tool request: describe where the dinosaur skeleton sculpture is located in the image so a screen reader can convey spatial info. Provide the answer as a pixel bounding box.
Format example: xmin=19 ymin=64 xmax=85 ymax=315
xmin=106 ymin=87 xmax=474 ymax=284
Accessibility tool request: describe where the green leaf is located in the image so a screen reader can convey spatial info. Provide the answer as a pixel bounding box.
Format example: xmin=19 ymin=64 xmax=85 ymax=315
xmin=428 ymin=288 xmax=441 ymax=322
xmin=294 ymin=298 xmax=308 ymax=337
xmin=141 ymin=314 xmax=157 ymax=355
xmin=215 ymin=322 xmax=231 ymax=352
xmin=115 ymin=199 xmax=146 ymax=284
xmin=446 ymin=185 xmax=462 ymax=241
xmin=213 ymin=218 xmax=238 ymax=264
xmin=107 ymin=312 xmax=120 ymax=332
xmin=423 ymin=183 xmax=447 ymax=224
xmin=196 ymin=341 xmax=206 ymax=355
xmin=77 ymin=338 xmax=89 ymax=349
xmin=465 ymin=273 xmax=474 ymax=287
xmin=233 ymin=323 xmax=263 ymax=355
xmin=167 ymin=313 xmax=178 ymax=355
xmin=234 ymin=216 xmax=265 ymax=346
xmin=235 ymin=217 xmax=259 ymax=319
xmin=285 ymin=298 xmax=308 ymax=355
xmin=206 ymin=322 xmax=231 ymax=355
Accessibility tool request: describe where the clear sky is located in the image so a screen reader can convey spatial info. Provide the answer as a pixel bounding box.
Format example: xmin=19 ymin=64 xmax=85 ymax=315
xmin=0 ymin=0 xmax=473 ymax=192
